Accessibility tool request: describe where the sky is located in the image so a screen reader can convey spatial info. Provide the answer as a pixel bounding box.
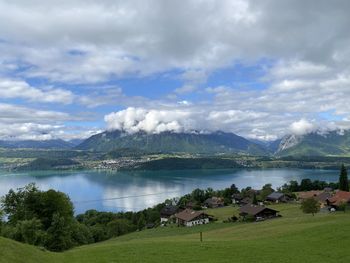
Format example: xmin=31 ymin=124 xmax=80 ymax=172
xmin=1 ymin=0 xmax=350 ymax=141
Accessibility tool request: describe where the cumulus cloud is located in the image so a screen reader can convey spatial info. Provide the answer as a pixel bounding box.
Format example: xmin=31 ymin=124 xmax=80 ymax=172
xmin=289 ymin=119 xmax=316 ymax=136
xmin=104 ymin=107 xmax=280 ymax=137
xmin=104 ymin=107 xmax=195 ymax=134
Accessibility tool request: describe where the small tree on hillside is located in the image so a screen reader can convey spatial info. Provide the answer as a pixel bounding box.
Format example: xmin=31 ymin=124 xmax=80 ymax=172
xmin=339 ymin=164 xmax=349 ymax=191
xmin=301 ymin=198 xmax=320 ymax=216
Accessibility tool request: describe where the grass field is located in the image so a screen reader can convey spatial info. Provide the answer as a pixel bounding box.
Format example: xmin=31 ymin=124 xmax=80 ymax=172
xmin=1 ymin=204 xmax=350 ymax=263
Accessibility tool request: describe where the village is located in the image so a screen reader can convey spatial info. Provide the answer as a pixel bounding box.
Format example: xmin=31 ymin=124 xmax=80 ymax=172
xmin=159 ymin=180 xmax=350 ymax=228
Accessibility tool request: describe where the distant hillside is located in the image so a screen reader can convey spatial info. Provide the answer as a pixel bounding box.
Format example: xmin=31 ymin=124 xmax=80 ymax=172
xmin=275 ymin=130 xmax=350 ymax=156
xmin=17 ymin=158 xmax=81 ymax=171
xmin=76 ymin=130 xmax=269 ymax=155
xmin=136 ymin=157 xmax=243 ymax=170
xmin=0 ymin=139 xmax=75 ymax=149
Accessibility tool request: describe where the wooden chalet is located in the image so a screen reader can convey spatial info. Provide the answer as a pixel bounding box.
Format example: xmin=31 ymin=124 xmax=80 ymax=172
xmin=239 ymin=204 xmax=279 ymax=221
xmin=266 ymin=192 xmax=288 ymax=203
xmin=204 ymin=197 xmax=224 ymax=208
xmin=175 ymin=209 xmax=209 ymax=227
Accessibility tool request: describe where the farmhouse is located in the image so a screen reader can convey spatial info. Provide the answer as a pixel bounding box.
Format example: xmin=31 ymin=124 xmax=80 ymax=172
xmin=232 ymin=194 xmax=243 ymax=204
xmin=315 ymin=192 xmax=332 ymax=207
xmin=204 ymin=197 xmax=224 ymax=208
xmin=297 ymin=191 xmax=323 ymax=201
xmin=327 ymin=191 xmax=350 ymax=209
xmin=266 ymin=192 xmax=286 ymax=203
xmin=160 ymin=205 xmax=178 ymax=223
xmin=240 ymin=197 xmax=252 ymax=206
xmin=175 ymin=209 xmax=209 ymax=227
xmin=239 ymin=204 xmax=279 ymax=221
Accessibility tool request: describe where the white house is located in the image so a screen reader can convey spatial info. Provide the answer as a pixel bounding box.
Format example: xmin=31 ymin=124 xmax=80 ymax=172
xmin=175 ymin=209 xmax=209 ymax=227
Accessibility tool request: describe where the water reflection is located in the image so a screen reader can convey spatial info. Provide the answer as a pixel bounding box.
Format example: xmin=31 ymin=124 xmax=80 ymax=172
xmin=0 ymin=168 xmax=338 ymax=214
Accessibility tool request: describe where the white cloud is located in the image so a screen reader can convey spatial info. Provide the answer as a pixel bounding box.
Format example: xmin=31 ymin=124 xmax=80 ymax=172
xmin=174 ymin=85 xmax=197 ymax=95
xmin=289 ymin=119 xmax=316 ymax=136
xmin=1 ymin=0 xmax=350 ymax=84
xmin=0 ymin=78 xmax=74 ymax=104
xmin=105 ymin=107 xmax=193 ymax=134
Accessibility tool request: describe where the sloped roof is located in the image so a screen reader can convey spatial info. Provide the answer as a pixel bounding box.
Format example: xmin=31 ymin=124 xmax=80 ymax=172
xmin=328 ymin=191 xmax=350 ymax=206
xmin=239 ymin=204 xmax=278 ymax=216
xmin=175 ymin=209 xmax=207 ymax=222
xmin=266 ymin=192 xmax=284 ymax=200
xmin=204 ymin=197 xmax=224 ymax=205
xmin=315 ymin=192 xmax=332 ymax=203
xmin=297 ymin=191 xmax=322 ymax=200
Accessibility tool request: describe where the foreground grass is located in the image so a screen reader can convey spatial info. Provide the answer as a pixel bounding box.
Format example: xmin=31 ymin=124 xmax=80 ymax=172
xmin=1 ymin=204 xmax=350 ymax=263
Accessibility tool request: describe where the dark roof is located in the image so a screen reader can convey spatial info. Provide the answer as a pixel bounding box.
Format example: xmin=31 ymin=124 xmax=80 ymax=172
xmin=241 ymin=197 xmax=252 ymax=204
xmin=160 ymin=205 xmax=178 ymax=217
xmin=175 ymin=209 xmax=208 ymax=222
xmin=266 ymin=192 xmax=284 ymax=200
xmin=239 ymin=204 xmax=278 ymax=216
xmin=204 ymin=197 xmax=224 ymax=205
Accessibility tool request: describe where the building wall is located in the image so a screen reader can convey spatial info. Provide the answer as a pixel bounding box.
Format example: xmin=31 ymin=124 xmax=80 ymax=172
xmin=161 ymin=217 xmax=169 ymax=223
xmin=185 ymin=218 xmax=209 ymax=227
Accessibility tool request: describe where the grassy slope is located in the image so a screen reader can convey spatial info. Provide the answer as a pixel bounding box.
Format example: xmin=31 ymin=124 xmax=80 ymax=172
xmin=2 ymin=204 xmax=350 ymax=263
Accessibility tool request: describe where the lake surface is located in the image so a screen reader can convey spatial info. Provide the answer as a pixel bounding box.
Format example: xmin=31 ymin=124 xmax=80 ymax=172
xmin=0 ymin=168 xmax=339 ymax=214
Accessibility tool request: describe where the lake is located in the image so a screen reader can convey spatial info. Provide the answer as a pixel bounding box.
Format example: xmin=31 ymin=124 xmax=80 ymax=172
xmin=0 ymin=168 xmax=339 ymax=214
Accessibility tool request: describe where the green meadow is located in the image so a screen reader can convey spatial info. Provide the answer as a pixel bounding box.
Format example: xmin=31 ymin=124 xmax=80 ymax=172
xmin=1 ymin=204 xmax=350 ymax=263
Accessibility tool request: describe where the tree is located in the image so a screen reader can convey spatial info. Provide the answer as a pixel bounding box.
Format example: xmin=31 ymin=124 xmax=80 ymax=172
xmin=14 ymin=218 xmax=45 ymax=245
xmin=137 ymin=213 xmax=146 ymax=230
xmin=300 ymin=179 xmax=313 ymax=191
xmin=191 ymin=188 xmax=206 ymax=203
xmin=301 ymin=198 xmax=320 ymax=216
xmin=260 ymin=184 xmax=274 ymax=200
xmin=1 ymin=183 xmax=39 ymax=224
xmin=107 ymin=219 xmax=134 ymax=237
xmin=339 ymin=164 xmax=349 ymax=191
xmin=252 ymin=193 xmax=258 ymax=205
xmin=45 ymin=213 xmax=73 ymax=251
xmin=230 ymin=184 xmax=239 ymax=194
xmin=338 ymin=202 xmax=347 ymax=213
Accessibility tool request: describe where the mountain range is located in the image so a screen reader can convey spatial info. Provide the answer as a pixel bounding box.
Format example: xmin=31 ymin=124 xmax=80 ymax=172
xmin=75 ymin=130 xmax=269 ymax=155
xmin=2 ymin=129 xmax=350 ymax=157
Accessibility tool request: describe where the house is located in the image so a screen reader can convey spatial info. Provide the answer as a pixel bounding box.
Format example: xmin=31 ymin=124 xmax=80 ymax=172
xmin=324 ymin=187 xmax=333 ymax=192
xmin=327 ymin=191 xmax=350 ymax=209
xmin=297 ymin=191 xmax=323 ymax=201
xmin=266 ymin=192 xmax=286 ymax=203
xmin=232 ymin=194 xmax=243 ymax=204
xmin=204 ymin=197 xmax=224 ymax=208
xmin=315 ymin=192 xmax=332 ymax=208
xmin=160 ymin=205 xmax=178 ymax=223
xmin=240 ymin=197 xmax=252 ymax=206
xmin=239 ymin=204 xmax=279 ymax=221
xmin=175 ymin=209 xmax=210 ymax=227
